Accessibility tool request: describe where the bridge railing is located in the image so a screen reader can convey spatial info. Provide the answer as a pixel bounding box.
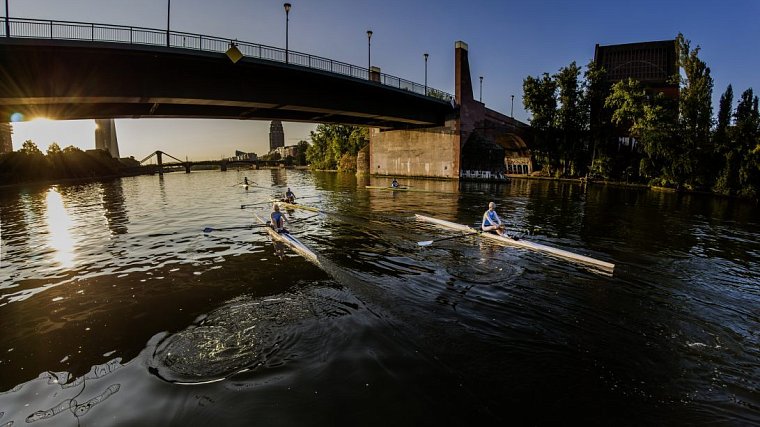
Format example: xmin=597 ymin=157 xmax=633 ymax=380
xmin=1 ymin=17 xmax=453 ymax=102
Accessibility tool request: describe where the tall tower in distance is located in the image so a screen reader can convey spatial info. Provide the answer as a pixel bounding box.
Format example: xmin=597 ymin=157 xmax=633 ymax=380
xmin=0 ymin=123 xmax=13 ymax=154
xmin=269 ymin=120 xmax=284 ymax=152
xmin=94 ymin=119 xmax=120 ymax=158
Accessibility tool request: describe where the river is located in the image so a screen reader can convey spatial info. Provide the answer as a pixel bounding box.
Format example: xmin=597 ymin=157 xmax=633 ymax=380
xmin=1 ymin=170 xmax=758 ymax=425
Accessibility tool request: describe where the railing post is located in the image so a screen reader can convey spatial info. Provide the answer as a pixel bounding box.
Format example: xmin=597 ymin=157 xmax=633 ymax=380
xmin=91 ymin=23 xmax=94 ymax=41
xmin=4 ymin=0 xmax=9 ymax=38
xmin=49 ymin=20 xmax=53 ymax=38
xmin=130 ymin=27 xmax=133 ymax=44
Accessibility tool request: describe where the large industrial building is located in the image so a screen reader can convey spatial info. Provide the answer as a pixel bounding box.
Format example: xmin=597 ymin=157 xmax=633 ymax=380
xmin=594 ymin=39 xmax=679 ymax=98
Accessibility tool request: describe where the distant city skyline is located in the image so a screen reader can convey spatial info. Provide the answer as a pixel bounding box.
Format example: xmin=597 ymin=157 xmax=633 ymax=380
xmin=5 ymin=0 xmax=759 ymax=160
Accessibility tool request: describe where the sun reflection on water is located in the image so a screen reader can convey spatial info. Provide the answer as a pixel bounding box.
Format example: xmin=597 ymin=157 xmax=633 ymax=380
xmin=45 ymin=188 xmax=76 ymax=269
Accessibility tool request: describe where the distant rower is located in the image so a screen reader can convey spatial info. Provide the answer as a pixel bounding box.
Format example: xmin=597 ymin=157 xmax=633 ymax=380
xmin=481 ymin=201 xmax=506 ymax=236
xmin=391 ymin=178 xmax=399 ymax=188
xmin=285 ymin=187 xmax=296 ymax=203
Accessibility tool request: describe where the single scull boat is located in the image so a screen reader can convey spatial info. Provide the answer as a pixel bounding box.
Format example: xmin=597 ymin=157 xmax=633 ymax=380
xmin=254 ymin=212 xmax=321 ymax=267
xmin=270 ymin=200 xmax=322 ymax=213
xmin=415 ymin=214 xmax=615 ymax=274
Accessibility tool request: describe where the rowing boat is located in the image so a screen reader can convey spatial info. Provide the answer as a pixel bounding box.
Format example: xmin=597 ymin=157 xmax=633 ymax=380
xmin=254 ymin=213 xmax=321 ymax=267
xmin=415 ymin=214 xmax=615 ymax=273
xmin=365 ymin=185 xmax=445 ymax=194
xmin=269 ymin=200 xmax=322 ymax=212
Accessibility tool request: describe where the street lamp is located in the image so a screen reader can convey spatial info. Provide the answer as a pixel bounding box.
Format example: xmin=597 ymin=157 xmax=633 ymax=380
xmin=511 ymin=94 xmax=515 ymax=118
xmin=424 ymin=53 xmax=429 ymax=95
xmin=479 ymin=76 xmax=483 ymax=102
xmin=284 ymin=3 xmax=291 ymax=64
xmin=367 ymin=30 xmax=373 ymax=74
xmin=166 ymin=0 xmax=171 ymax=47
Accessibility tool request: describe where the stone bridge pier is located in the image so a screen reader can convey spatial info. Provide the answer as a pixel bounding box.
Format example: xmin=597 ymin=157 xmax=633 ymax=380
xmin=367 ymin=41 xmax=531 ymax=180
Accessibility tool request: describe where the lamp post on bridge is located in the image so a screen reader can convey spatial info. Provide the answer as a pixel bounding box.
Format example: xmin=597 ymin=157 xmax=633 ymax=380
xmin=284 ymin=3 xmax=291 ymax=64
xmin=166 ymin=0 xmax=171 ymax=47
xmin=424 ymin=52 xmax=429 ymax=95
xmin=367 ymin=30 xmax=373 ymax=74
xmin=479 ymin=76 xmax=483 ymax=103
xmin=511 ymin=94 xmax=514 ymax=118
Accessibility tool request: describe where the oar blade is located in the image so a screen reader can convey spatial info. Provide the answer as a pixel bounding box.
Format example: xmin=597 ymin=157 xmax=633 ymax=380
xmin=417 ymin=240 xmax=434 ymax=247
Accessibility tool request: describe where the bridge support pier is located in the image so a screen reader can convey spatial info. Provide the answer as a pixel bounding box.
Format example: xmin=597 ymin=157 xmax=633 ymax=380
xmin=220 ymin=160 xmax=227 ymax=172
xmin=184 ymin=162 xmax=191 ymax=173
xmin=155 ymin=151 xmax=164 ymax=175
xmin=369 ymin=40 xmax=530 ymax=180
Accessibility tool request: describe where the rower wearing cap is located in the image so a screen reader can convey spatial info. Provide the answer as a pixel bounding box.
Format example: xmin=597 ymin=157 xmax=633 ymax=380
xmin=482 ymin=201 xmax=506 ymax=236
xmin=270 ymin=203 xmax=288 ymax=233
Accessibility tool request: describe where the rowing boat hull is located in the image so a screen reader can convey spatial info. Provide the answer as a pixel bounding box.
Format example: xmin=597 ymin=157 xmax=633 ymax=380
xmin=365 ymin=185 xmax=435 ymax=193
xmin=254 ymin=213 xmax=321 ymax=266
xmin=415 ymin=214 xmax=615 ymax=273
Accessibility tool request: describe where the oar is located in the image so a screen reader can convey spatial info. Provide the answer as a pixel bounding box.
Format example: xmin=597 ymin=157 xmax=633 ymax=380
xmin=241 ymin=201 xmax=275 ymax=209
xmin=203 ymin=224 xmax=265 ymax=233
xmin=417 ymin=230 xmax=481 ymax=246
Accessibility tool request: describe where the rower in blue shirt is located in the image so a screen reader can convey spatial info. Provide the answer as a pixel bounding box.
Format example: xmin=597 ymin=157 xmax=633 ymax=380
xmin=391 ymin=178 xmax=399 ymax=188
xmin=481 ymin=201 xmax=506 ymax=236
xmin=270 ymin=203 xmax=288 ymax=233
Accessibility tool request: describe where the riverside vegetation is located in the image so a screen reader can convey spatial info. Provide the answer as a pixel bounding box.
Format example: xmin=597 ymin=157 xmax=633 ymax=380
xmin=522 ymin=34 xmax=759 ymax=201
xmin=0 ymin=140 xmax=128 ymax=186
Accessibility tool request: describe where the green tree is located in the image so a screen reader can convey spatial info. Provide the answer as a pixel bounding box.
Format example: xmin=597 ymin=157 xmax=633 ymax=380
xmin=20 ymin=140 xmax=44 ymax=156
xmin=676 ymin=33 xmax=714 ymax=189
xmin=585 ymin=60 xmax=613 ymax=179
xmin=523 ymin=72 xmax=558 ymax=173
xmin=295 ymin=140 xmax=309 ymax=166
xmin=733 ymin=88 xmax=760 ymax=198
xmin=605 ymin=78 xmax=676 ymax=182
xmin=555 ymin=61 xmax=588 ymax=175
xmin=713 ymin=85 xmax=736 ymax=194
xmin=306 ymin=124 xmax=368 ymax=170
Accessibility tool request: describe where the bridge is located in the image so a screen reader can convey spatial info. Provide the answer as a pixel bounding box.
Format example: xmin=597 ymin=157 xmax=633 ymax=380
xmin=0 ymin=18 xmax=532 ymax=179
xmin=138 ymin=150 xmax=281 ymax=175
xmin=0 ymin=18 xmax=453 ymax=129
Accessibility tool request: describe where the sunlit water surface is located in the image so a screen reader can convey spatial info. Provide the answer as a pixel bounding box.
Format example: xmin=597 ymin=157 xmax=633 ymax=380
xmin=1 ymin=170 xmax=759 ymax=425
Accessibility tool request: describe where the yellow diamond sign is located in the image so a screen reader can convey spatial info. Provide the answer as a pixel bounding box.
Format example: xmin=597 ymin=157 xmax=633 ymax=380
xmin=226 ymin=43 xmax=243 ymax=64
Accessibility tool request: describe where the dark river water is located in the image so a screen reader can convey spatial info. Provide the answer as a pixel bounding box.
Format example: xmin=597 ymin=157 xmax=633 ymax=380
xmin=1 ymin=170 xmax=758 ymax=426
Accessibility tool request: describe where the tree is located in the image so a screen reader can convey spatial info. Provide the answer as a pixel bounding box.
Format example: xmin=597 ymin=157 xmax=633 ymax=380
xmin=605 ymin=78 xmax=676 ymax=183
xmin=20 ymin=140 xmax=44 ymax=156
xmin=733 ymin=88 xmax=760 ymax=198
xmin=306 ymin=124 xmax=368 ymax=170
xmin=46 ymin=142 xmax=62 ymax=156
xmin=676 ymin=33 xmax=714 ymax=189
xmin=555 ymin=62 xmax=588 ymax=175
xmin=585 ymin=60 xmax=613 ymax=179
xmin=523 ymin=72 xmax=558 ymax=173
xmin=713 ymin=85 xmax=736 ymax=194
xmin=295 ymin=140 xmax=309 ymax=165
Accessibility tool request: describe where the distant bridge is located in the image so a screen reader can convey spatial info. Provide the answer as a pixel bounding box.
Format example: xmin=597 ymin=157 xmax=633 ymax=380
xmin=0 ymin=18 xmax=453 ymax=129
xmin=139 ymin=150 xmax=283 ymax=174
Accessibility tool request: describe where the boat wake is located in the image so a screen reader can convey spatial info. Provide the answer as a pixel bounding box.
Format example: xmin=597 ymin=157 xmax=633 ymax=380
xmin=148 ymin=286 xmax=354 ymax=384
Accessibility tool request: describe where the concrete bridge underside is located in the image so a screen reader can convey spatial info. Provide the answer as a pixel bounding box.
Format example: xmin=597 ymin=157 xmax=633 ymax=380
xmin=0 ymin=39 xmax=451 ymax=129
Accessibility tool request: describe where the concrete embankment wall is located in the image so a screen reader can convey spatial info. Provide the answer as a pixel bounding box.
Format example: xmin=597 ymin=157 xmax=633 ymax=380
xmin=369 ymin=127 xmax=460 ymax=178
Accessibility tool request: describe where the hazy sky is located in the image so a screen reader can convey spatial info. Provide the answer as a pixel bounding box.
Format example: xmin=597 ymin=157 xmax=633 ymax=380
xmin=7 ymin=0 xmax=759 ymax=160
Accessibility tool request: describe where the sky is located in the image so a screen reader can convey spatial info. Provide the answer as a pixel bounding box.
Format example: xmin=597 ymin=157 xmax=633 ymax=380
xmin=7 ymin=0 xmax=760 ymax=161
